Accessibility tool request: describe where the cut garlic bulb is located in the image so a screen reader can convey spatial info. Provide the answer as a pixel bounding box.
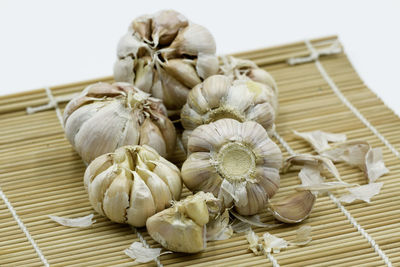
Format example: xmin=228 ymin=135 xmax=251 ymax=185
xmin=146 ymin=191 xmax=226 ymax=253
xmin=84 ymin=145 xmax=182 ymax=227
xmin=181 ymin=75 xmax=278 ymax=145
xmin=181 ymin=119 xmax=282 ymax=216
xmin=63 ymin=82 xmax=176 ymax=163
xmin=114 ymin=10 xmax=218 ymax=112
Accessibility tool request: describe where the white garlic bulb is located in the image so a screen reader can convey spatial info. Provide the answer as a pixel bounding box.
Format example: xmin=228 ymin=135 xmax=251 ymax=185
xmin=146 ymin=191 xmax=225 ymax=253
xmin=181 ymin=119 xmax=282 ymax=216
xmin=114 ymin=9 xmax=218 ymax=112
xmin=181 ymin=75 xmax=278 ymax=147
xmin=84 ymin=145 xmax=182 ymax=227
xmin=63 ymin=82 xmax=176 ymax=163
xmin=219 ymin=55 xmax=278 ymax=97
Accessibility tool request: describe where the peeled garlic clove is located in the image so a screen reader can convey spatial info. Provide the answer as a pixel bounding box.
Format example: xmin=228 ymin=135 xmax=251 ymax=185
xmin=182 ymin=119 xmax=282 ymax=216
xmin=146 ymin=192 xmax=220 ymax=253
xmin=151 ymin=10 xmax=188 ymax=46
xmin=84 ymin=145 xmax=182 ymax=227
xmin=163 ymin=59 xmax=201 ymax=88
xmin=64 ymin=82 xmax=175 ymax=163
xmin=269 ymin=191 xmax=316 ymax=223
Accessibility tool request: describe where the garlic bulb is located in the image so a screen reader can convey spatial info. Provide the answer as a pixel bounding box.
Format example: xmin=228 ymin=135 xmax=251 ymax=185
xmin=63 ymin=82 xmax=176 ymax=163
xmin=114 ymin=10 xmax=218 ymax=112
xmin=219 ymin=55 xmax=278 ymax=98
xmin=181 ymin=75 xmax=278 ymax=148
xmin=181 ymin=119 xmax=282 ymax=216
xmin=84 ymin=145 xmax=182 ymax=227
xmin=146 ymin=191 xmax=223 ymax=253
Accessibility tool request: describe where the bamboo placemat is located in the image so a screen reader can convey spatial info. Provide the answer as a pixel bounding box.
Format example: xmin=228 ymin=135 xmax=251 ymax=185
xmin=1 ymin=36 xmax=399 ymax=267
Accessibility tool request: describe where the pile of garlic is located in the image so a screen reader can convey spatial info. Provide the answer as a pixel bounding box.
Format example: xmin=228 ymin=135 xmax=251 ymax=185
xmin=58 ymin=9 xmax=388 ymax=259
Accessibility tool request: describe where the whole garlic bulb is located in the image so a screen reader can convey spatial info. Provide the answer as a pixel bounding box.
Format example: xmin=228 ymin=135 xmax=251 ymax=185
xmin=63 ymin=82 xmax=176 ymax=163
xmin=146 ymin=191 xmax=222 ymax=253
xmin=114 ymin=9 xmax=218 ymax=112
xmin=181 ymin=119 xmax=282 ymax=216
xmin=181 ymin=75 xmax=277 ymax=147
xmin=219 ymin=55 xmax=278 ymax=97
xmin=84 ymin=145 xmax=182 ymax=227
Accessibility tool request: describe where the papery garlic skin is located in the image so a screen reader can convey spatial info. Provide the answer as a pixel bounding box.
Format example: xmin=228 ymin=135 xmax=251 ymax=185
xmin=181 ymin=75 xmax=278 ymax=146
xmin=181 ymin=119 xmax=282 ymax=216
xmin=63 ymin=82 xmax=176 ymax=163
xmin=146 ymin=191 xmax=222 ymax=253
xmin=84 ymin=145 xmax=182 ymax=227
xmin=114 ymin=10 xmax=218 ymax=112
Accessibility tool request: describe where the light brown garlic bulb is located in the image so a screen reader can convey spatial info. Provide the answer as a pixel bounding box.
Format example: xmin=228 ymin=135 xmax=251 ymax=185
xmin=63 ymin=82 xmax=176 ymax=163
xmin=181 ymin=119 xmax=282 ymax=216
xmin=84 ymin=145 xmax=182 ymax=227
xmin=181 ymin=75 xmax=278 ymax=148
xmin=146 ymin=191 xmax=222 ymax=253
xmin=114 ymin=10 xmax=218 ymax=112
xmin=219 ymin=55 xmax=278 ymax=98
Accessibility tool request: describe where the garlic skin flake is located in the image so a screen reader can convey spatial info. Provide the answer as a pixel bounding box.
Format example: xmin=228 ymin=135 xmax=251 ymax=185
xmin=246 ymin=229 xmax=263 ymax=255
xmin=181 ymin=75 xmax=278 ymax=138
xmin=182 ymin=119 xmax=282 ymax=216
xmin=124 ymin=242 xmax=171 ymax=263
xmin=290 ymin=225 xmax=312 ymax=246
xmin=263 ymin=232 xmax=288 ymax=253
xmin=63 ymin=82 xmax=176 ymax=163
xmin=146 ymin=192 xmax=223 ymax=253
xmin=48 ymin=214 xmax=95 ymax=228
xmin=114 ymin=10 xmax=218 ymax=111
xmin=293 ymin=130 xmax=346 ymax=153
xmin=339 ymin=182 xmax=384 ymax=203
xmin=84 ymin=145 xmax=182 ymax=227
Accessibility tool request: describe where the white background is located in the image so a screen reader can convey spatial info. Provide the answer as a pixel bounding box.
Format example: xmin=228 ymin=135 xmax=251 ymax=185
xmin=0 ymin=0 xmax=399 ymax=115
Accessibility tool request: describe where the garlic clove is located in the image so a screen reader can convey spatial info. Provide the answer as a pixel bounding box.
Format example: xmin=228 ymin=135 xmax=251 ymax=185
xmin=149 ymin=112 xmax=177 ymax=157
xmin=102 ymin=169 xmax=132 ymax=223
xmin=131 ymin=14 xmax=152 ymax=41
xmin=163 ymin=59 xmax=202 ymax=89
xmin=186 ymin=83 xmax=209 ymax=114
xmin=245 ymin=102 xmax=275 ymax=133
xmin=113 ymin=57 xmax=135 ymax=84
xmin=248 ymin=68 xmax=278 ymax=95
xmin=184 ymin=198 xmax=210 ymax=226
xmin=116 ymin=32 xmax=147 ymax=59
xmin=134 ymin=58 xmax=154 ymax=93
xmin=181 ymin=152 xmax=220 ymax=190
xmin=269 ymin=191 xmax=316 ymax=224
xmin=187 ymin=122 xmax=226 ymax=152
xmin=151 ymin=161 xmax=182 ymax=201
xmin=255 ymin=166 xmax=280 ymax=199
xmin=126 ymin=172 xmax=156 ymax=227
xmin=149 ymin=71 xmax=164 ymax=100
xmin=157 ymin=67 xmax=189 ymax=110
xmin=166 ymin=23 xmax=216 ymax=58
xmin=235 ymin=182 xmax=268 ymax=216
xmin=201 ymin=75 xmax=231 ymax=109
xmin=196 ymin=53 xmax=219 ymax=80
xmin=84 ymin=153 xmax=113 ymax=190
xmin=225 ymin=82 xmax=255 ymax=113
xmin=146 ymin=208 xmax=205 ymax=253
xmin=139 ymin=118 xmax=167 ymax=158
xmin=136 ymin=166 xmax=172 ymax=212
xmin=181 ymin=129 xmax=192 ymax=151
xmin=87 ymin=165 xmax=118 ymax=215
xmin=151 ymin=10 xmax=188 ymax=46
xmin=180 ymin=104 xmax=203 ymax=130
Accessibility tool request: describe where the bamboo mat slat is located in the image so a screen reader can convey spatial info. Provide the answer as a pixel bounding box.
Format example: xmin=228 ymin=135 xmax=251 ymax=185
xmin=1 ymin=36 xmax=400 ymax=266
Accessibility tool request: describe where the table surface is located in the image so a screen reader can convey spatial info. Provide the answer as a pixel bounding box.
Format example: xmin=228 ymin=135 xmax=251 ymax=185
xmin=0 ymin=0 xmax=399 ymax=116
